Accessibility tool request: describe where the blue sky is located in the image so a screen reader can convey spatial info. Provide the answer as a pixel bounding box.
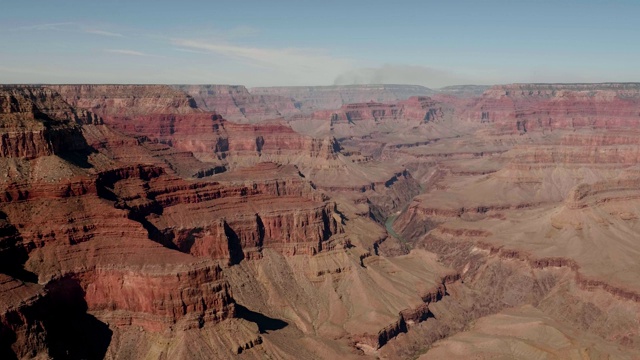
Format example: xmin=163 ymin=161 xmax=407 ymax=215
xmin=1 ymin=0 xmax=639 ymax=87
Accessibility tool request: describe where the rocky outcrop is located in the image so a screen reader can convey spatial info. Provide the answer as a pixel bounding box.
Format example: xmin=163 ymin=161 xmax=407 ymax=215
xmin=79 ymin=263 xmax=235 ymax=331
xmin=0 ymin=275 xmax=47 ymax=359
xmin=221 ymin=121 xmax=341 ymax=163
xmin=565 ymin=178 xmax=640 ymax=208
xmin=98 ymin=162 xmax=343 ymax=263
xmin=353 ymin=279 xmax=454 ymax=350
xmin=0 ymin=86 xmax=255 ymax=358
xmin=0 ymin=86 xmax=97 ymax=159
xmin=302 ymin=96 xmax=444 ymax=125
xmin=1 ymin=85 xmax=103 ymax=126
xmin=50 ymin=85 xmax=230 ymax=161
xmin=1 ymin=180 xmax=239 ymax=354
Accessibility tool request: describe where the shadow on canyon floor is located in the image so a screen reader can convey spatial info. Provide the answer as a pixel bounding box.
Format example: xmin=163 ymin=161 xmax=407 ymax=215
xmin=0 ymin=330 xmax=18 ymax=360
xmin=44 ymin=277 xmax=112 ymax=360
xmin=235 ymin=304 xmax=288 ymax=334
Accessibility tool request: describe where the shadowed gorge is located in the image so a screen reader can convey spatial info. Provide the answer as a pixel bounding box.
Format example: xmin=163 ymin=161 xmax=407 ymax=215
xmin=43 ymin=278 xmax=113 ymax=360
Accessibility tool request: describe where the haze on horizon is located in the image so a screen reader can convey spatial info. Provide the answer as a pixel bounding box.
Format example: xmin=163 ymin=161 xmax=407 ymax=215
xmin=1 ymin=0 xmax=639 ymax=88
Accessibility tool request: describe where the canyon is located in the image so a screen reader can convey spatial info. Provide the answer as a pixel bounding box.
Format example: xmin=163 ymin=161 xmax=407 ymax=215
xmin=1 ymin=82 xmax=640 ymax=359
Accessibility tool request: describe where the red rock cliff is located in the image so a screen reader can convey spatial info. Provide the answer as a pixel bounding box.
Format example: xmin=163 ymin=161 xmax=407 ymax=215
xmin=461 ymin=83 xmax=640 ymax=133
xmin=0 ymin=86 xmax=99 ymax=159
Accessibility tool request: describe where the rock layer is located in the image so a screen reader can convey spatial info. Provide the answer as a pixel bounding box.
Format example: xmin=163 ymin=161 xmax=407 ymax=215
xmin=460 ymin=83 xmax=640 ymax=133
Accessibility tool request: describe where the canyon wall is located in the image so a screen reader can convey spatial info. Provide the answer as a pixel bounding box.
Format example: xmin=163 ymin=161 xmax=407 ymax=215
xmin=459 ymin=83 xmax=640 ymax=133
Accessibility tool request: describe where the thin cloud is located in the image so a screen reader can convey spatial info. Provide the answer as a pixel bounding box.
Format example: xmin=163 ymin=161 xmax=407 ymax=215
xmin=104 ymin=49 xmax=151 ymax=57
xmin=225 ymin=25 xmax=260 ymax=38
xmin=334 ymin=64 xmax=484 ymax=88
xmin=85 ymin=29 xmax=124 ymax=37
xmin=0 ymin=65 xmax=42 ymax=75
xmin=171 ymin=38 xmax=353 ymax=74
xmin=172 ymin=47 xmax=209 ymax=54
xmin=15 ymin=22 xmax=75 ymax=31
xmin=0 ymin=65 xmax=112 ymax=82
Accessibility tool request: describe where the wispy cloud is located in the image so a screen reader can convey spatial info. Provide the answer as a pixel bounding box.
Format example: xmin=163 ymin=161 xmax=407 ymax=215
xmin=171 ymin=38 xmax=353 ymax=77
xmin=13 ymin=22 xmax=127 ymax=38
xmin=0 ymin=64 xmax=126 ymax=83
xmin=334 ymin=64 xmax=486 ymax=88
xmin=104 ymin=49 xmax=151 ymax=57
xmin=15 ymin=22 xmax=75 ymax=31
xmin=85 ymin=29 xmax=124 ymax=37
xmin=224 ymin=25 xmax=260 ymax=38
xmin=0 ymin=65 xmax=41 ymax=75
xmin=172 ymin=47 xmax=209 ymax=54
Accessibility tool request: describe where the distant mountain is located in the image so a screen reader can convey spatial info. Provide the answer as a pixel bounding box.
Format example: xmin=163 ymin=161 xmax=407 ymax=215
xmin=250 ymin=84 xmax=436 ymax=113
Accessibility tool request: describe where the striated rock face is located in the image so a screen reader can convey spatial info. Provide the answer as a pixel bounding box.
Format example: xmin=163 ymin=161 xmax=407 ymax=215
xmin=0 ymin=274 xmax=47 ymax=359
xmin=379 ymin=84 xmax=640 ymax=358
xmin=51 ymin=85 xmax=341 ymax=167
xmin=80 ymin=263 xmax=235 ymax=331
xmin=175 ymin=85 xmax=300 ymax=122
xmin=49 ymin=85 xmax=228 ymax=160
xmin=98 ymin=162 xmax=343 ymax=263
xmin=1 ymin=183 xmax=238 ymax=334
xmin=460 ymin=83 xmax=640 ymax=133
xmin=49 ymin=84 xmax=198 ymax=118
xmin=0 ymin=85 xmax=103 ymax=126
xmin=0 ymin=86 xmax=254 ymax=357
xmin=308 ymin=96 xmax=444 ymax=125
xmin=0 ymin=86 xmax=98 ymax=159
xmin=221 ymin=121 xmax=340 ymax=164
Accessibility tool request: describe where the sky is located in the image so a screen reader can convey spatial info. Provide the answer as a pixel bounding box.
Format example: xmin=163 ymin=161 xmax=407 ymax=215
xmin=1 ymin=0 xmax=639 ymax=88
